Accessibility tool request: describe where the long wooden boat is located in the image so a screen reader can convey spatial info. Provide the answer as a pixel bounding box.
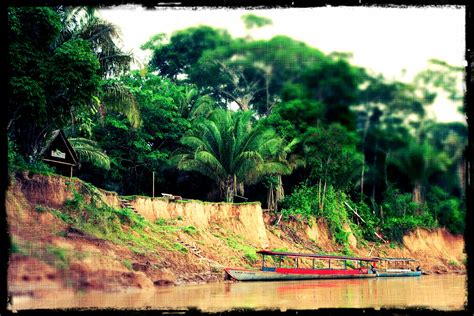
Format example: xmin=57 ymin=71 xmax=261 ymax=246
xmin=224 ymin=250 xmax=378 ymax=281
xmin=372 ymin=257 xmax=422 ymax=277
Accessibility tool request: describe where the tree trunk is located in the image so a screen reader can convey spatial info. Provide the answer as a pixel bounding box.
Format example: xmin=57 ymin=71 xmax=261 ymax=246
xmin=318 ymin=178 xmax=322 ymax=210
xmin=384 ymin=150 xmax=390 ymax=187
xmin=360 ymin=107 xmax=370 ymax=202
xmin=458 ymin=155 xmax=466 ymax=198
xmin=321 ymin=180 xmax=327 ymax=212
xmin=371 ymin=146 xmax=378 ymax=205
xmin=380 ymin=205 xmax=384 ymax=224
xmin=267 ymin=184 xmax=275 ymax=211
xmin=412 ymin=181 xmax=421 ymax=203
xmin=360 ymin=154 xmax=365 ymax=202
xmin=221 ymin=176 xmax=235 ymax=202
xmin=267 ymin=176 xmax=284 ymax=212
xmin=276 ymin=175 xmax=284 ymax=202
xmin=265 ymin=68 xmax=271 ymax=115
xmin=412 ymin=181 xmax=424 ymax=214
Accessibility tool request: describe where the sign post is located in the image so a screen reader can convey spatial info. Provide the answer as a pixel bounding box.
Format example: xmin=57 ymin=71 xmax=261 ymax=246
xmin=152 ymin=171 xmax=155 ymax=198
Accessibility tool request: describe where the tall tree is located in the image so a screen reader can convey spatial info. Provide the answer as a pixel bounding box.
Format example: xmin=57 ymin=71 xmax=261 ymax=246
xmin=86 ymin=71 xmax=192 ymax=194
xmin=303 ymin=123 xmax=363 ymax=210
xmin=352 ymin=72 xmax=426 ymax=205
xmin=8 ymin=7 xmax=101 ymax=160
xmin=388 ymin=139 xmax=450 ymax=206
xmin=145 ymin=26 xmax=232 ymax=81
xmin=56 ymin=6 xmax=133 ymax=78
xmin=55 ymin=6 xmax=141 ymax=131
xmin=189 ymin=35 xmax=328 ymax=115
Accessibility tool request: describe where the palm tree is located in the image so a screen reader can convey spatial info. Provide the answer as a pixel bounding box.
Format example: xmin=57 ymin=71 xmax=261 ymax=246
xmin=55 ymin=6 xmax=133 ymax=77
xmin=176 ymin=85 xmax=216 ymax=119
xmin=174 ymin=109 xmax=291 ymax=202
xmin=55 ymin=6 xmax=141 ymax=129
xmin=266 ymin=138 xmax=304 ymax=211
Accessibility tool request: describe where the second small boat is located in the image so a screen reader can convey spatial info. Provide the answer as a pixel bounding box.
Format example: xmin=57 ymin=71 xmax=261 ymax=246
xmin=372 ymin=257 xmax=422 ymax=277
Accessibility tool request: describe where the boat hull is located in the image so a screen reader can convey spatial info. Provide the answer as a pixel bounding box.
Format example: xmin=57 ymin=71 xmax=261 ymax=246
xmin=376 ymin=271 xmax=422 ymax=277
xmin=225 ymin=268 xmax=376 ymax=281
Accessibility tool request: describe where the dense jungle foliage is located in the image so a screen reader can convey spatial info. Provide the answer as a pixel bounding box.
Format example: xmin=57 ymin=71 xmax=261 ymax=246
xmin=7 ymin=7 xmax=467 ymax=245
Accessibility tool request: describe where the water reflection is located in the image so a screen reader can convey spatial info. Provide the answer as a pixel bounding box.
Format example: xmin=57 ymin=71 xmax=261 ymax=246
xmin=10 ymin=275 xmax=466 ymax=311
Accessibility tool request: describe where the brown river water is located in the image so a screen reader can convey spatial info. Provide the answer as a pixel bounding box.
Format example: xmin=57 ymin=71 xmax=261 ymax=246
xmin=9 ymin=274 xmax=466 ymax=312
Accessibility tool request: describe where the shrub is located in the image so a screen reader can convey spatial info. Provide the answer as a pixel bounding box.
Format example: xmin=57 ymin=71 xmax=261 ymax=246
xmin=8 ymin=138 xmax=56 ymax=175
xmin=346 ymin=200 xmax=380 ymax=242
xmin=382 ymin=187 xmax=418 ymax=218
xmin=280 ymin=183 xmax=317 ymax=221
xmin=321 ymin=186 xmax=352 ymax=247
xmin=182 ymin=225 xmax=197 ymax=235
xmin=280 ymin=183 xmax=358 ymax=247
xmin=427 ymin=187 xmax=465 ymax=234
xmin=46 ymin=245 xmax=69 ymax=270
xmin=382 ymin=212 xmax=436 ymax=242
xmin=10 ymin=240 xmax=21 ymax=254
xmin=122 ymin=259 xmax=133 ymax=270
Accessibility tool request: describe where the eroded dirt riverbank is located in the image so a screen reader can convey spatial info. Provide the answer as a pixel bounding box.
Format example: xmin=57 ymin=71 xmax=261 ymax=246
xmin=7 ymin=173 xmax=466 ymax=299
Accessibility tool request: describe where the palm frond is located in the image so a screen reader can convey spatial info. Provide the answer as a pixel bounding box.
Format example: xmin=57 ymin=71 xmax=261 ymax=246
xmin=194 ymin=150 xmax=227 ymax=178
xmin=69 ymin=137 xmax=110 ymax=170
xmin=180 ymin=136 xmax=211 ymax=152
xmin=100 ymin=81 xmax=142 ymax=128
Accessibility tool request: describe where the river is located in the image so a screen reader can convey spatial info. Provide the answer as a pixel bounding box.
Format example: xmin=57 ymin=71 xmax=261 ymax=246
xmin=9 ymin=274 xmax=466 ymax=312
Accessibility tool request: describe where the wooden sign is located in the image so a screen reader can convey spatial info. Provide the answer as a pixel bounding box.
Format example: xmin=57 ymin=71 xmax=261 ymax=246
xmin=41 ymin=130 xmax=79 ymax=176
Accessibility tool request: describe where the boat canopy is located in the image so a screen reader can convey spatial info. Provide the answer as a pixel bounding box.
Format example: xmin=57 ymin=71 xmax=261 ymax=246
xmin=372 ymin=257 xmax=417 ymax=262
xmin=256 ymin=250 xmax=378 ymax=262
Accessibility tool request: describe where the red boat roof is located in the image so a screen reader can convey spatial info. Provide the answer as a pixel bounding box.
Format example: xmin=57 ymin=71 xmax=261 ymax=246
xmin=256 ymin=250 xmax=379 ymax=262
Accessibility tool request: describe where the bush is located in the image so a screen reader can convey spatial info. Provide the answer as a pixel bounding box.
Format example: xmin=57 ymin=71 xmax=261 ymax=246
xmin=381 ymin=187 xmax=418 ymax=218
xmin=8 ymin=138 xmax=55 ymax=175
xmin=426 ymin=186 xmax=465 ymax=234
xmin=322 ymin=187 xmax=352 ymax=246
xmin=345 ymin=199 xmax=380 ymax=242
xmin=280 ymin=183 xmax=359 ymax=247
xmin=280 ymin=183 xmax=318 ymax=221
xmin=437 ymin=199 xmax=465 ymax=234
xmin=382 ymin=212 xmax=436 ymax=242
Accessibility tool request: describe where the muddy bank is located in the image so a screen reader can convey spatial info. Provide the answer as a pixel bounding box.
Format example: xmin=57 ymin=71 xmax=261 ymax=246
xmin=6 ymin=173 xmax=466 ymax=298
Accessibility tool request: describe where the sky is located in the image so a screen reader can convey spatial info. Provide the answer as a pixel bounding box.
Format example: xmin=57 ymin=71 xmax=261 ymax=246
xmin=98 ymin=5 xmax=466 ymax=122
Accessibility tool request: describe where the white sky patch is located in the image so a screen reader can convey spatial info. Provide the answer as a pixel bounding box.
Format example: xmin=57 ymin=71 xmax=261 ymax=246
xmin=98 ymin=5 xmax=466 ymax=123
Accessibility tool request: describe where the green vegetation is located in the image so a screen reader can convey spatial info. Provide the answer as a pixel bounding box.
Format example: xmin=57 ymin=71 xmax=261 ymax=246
xmin=10 ymin=239 xmax=22 ymax=254
xmin=174 ymin=109 xmax=291 ymax=202
xmin=7 ymin=8 xmax=466 ymax=246
xmin=173 ymin=243 xmax=188 ymax=254
xmin=46 ymin=181 xmax=188 ymax=255
xmin=122 ymin=259 xmax=133 ymax=270
xmin=212 ymin=229 xmax=258 ymax=264
xmin=10 ymin=237 xmax=92 ymax=271
xmin=46 ymin=245 xmax=69 ymax=270
xmin=183 ymin=225 xmax=198 ymax=235
xmin=35 ymin=205 xmax=48 ymax=213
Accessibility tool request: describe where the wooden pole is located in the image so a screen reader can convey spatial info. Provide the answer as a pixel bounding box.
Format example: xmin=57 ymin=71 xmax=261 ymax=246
xmin=70 ymin=166 xmax=73 ymax=178
xmin=152 ymin=171 xmax=155 ymax=198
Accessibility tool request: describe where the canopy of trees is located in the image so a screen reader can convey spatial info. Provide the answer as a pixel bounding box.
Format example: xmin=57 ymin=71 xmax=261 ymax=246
xmin=8 ymin=7 xmax=467 ymax=241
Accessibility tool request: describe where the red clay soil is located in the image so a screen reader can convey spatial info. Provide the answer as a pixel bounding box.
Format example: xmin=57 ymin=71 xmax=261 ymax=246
xmin=6 ymin=173 xmax=466 ymax=299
